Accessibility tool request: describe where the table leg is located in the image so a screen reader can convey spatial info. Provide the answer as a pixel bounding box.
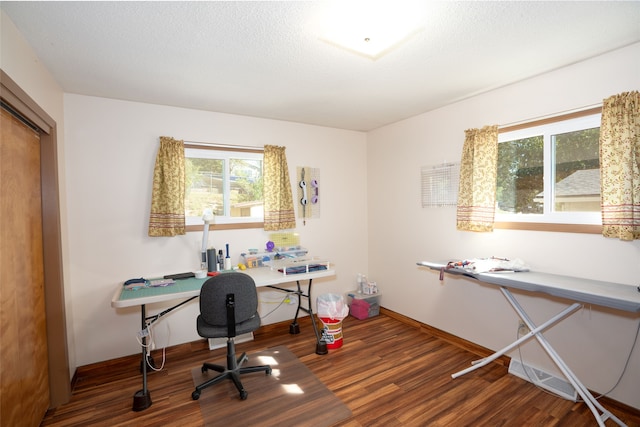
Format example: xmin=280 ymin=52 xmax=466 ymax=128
xmin=132 ymin=304 xmax=152 ymax=411
xmin=270 ymin=279 xmax=328 ymax=355
xmin=303 ymin=279 xmax=328 ymax=355
xmin=288 ymin=280 xmax=302 ymax=335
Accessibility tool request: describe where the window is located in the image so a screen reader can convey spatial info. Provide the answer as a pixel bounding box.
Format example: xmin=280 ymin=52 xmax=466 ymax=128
xmin=495 ymin=110 xmax=601 ymax=226
xmin=184 ymin=145 xmax=263 ymax=227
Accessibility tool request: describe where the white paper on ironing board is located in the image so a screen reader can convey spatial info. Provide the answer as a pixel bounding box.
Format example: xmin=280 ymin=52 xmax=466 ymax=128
xmin=417 ymin=261 xmax=640 ymax=313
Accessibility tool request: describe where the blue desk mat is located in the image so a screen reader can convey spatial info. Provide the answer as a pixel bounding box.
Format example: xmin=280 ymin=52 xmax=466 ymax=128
xmin=117 ymin=277 xmax=208 ymax=302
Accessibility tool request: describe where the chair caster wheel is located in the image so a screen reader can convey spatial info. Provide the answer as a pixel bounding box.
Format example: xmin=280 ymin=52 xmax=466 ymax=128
xmin=240 ymin=390 xmax=248 ymax=400
xmin=192 ymin=390 xmax=200 ymax=400
xmin=266 ymin=367 xmax=272 ymax=375
xmin=201 ymin=366 xmax=207 ymax=373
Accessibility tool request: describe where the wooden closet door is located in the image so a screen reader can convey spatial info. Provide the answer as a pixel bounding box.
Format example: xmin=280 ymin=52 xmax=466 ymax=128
xmin=1 ymin=107 xmax=50 ymax=426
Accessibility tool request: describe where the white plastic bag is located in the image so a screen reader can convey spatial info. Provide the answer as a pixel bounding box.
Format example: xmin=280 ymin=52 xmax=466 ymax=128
xmin=317 ymin=293 xmax=349 ymax=320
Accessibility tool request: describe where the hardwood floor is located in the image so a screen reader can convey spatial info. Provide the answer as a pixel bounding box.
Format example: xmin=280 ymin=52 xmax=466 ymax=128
xmin=43 ymin=310 xmax=640 ymax=426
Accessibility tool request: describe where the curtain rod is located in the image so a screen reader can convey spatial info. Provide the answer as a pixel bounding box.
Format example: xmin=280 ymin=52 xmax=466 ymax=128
xmin=498 ymin=102 xmax=602 ymax=130
xmin=184 ymin=140 xmax=264 ymax=151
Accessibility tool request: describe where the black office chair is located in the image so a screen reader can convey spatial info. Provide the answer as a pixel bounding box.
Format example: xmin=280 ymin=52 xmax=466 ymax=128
xmin=191 ymin=272 xmax=272 ymax=401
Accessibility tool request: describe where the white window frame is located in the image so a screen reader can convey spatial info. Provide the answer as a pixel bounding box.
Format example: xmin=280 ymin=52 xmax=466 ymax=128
xmin=495 ymin=112 xmax=602 ymax=226
xmin=184 ymin=145 xmax=264 ymax=227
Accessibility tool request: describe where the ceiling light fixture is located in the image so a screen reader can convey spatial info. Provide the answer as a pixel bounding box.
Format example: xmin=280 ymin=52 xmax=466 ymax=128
xmin=319 ymin=1 xmax=424 ymax=60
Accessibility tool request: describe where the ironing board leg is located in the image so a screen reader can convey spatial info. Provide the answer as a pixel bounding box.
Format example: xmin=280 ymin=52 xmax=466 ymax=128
xmin=500 ymin=288 xmax=626 ymax=427
xmin=452 ymin=300 xmax=582 ymax=378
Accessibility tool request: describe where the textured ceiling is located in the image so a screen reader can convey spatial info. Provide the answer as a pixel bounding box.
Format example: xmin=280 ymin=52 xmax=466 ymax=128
xmin=2 ymin=1 xmax=640 ymax=131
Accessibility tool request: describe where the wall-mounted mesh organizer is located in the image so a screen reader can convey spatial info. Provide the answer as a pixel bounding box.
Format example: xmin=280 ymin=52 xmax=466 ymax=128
xmin=421 ymin=162 xmax=460 ymax=207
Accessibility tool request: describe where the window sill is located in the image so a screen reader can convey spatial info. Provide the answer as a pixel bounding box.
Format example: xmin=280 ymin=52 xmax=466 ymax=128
xmin=494 ymin=222 xmax=602 ymax=234
xmin=186 ymin=222 xmax=263 ymax=232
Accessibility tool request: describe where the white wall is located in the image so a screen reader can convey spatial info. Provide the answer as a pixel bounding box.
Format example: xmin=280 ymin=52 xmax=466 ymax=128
xmin=367 ymin=42 xmax=640 ymax=409
xmin=63 ymin=94 xmax=368 ymax=366
xmin=0 ymin=10 xmax=76 ymax=375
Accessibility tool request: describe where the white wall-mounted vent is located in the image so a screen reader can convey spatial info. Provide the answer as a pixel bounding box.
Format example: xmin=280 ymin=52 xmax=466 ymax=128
xmin=421 ymin=162 xmax=460 ymax=207
xmin=508 ymin=359 xmax=577 ymax=401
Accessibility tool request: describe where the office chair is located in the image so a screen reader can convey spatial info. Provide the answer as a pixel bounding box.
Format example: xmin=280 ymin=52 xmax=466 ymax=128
xmin=191 ymin=272 xmax=272 ymax=401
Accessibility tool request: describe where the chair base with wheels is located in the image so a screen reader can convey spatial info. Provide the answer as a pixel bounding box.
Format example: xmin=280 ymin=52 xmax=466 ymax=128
xmin=192 ymin=338 xmax=272 ymax=400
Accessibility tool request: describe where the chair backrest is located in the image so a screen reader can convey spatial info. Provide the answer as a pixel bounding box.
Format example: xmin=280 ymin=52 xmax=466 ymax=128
xmin=199 ymin=272 xmax=259 ymax=327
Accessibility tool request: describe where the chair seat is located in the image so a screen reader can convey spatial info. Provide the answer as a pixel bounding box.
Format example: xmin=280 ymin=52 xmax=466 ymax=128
xmin=196 ymin=313 xmax=260 ymax=338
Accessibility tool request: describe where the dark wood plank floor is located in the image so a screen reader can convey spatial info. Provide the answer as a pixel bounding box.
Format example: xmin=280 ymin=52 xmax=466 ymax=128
xmin=43 ymin=310 xmax=640 ymax=426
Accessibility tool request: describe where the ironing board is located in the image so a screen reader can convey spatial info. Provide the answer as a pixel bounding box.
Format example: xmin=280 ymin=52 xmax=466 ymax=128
xmin=418 ymin=261 xmax=640 ymax=427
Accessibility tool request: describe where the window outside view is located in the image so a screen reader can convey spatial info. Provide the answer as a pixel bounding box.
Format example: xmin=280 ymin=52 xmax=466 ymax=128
xmin=496 ymin=113 xmax=601 ymax=224
xmin=497 ymin=136 xmax=544 ymax=214
xmin=184 ymin=149 xmax=263 ymax=225
xmin=552 ymin=128 xmax=600 ymax=212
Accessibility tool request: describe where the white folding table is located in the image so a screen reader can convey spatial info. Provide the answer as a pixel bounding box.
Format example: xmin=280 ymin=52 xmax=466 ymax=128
xmin=112 ymin=265 xmax=335 ymax=411
xmin=418 ymin=261 xmax=640 ymax=427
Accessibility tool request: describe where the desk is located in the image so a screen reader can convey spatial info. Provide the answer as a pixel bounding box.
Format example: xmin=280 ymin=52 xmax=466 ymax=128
xmin=111 ymin=266 xmax=335 ymax=411
xmin=418 ymin=261 xmax=640 ymax=427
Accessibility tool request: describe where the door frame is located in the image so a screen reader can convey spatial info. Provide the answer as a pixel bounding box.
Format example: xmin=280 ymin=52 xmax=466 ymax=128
xmin=1 ymin=69 xmax=71 ymax=407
